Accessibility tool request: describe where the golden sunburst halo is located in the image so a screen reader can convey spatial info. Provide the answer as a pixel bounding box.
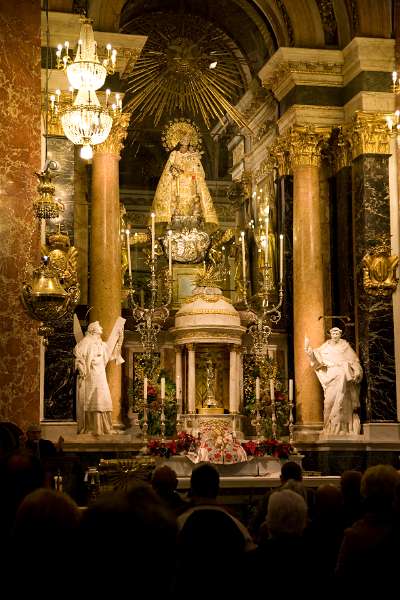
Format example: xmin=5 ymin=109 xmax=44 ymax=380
xmin=124 ymin=12 xmax=251 ymax=130
xmin=161 ymin=118 xmax=202 ymax=152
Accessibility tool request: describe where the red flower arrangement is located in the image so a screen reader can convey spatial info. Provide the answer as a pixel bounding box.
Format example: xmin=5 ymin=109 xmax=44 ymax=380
xmin=241 ymin=439 xmax=293 ymax=459
xmin=147 ymin=431 xmax=196 ymax=458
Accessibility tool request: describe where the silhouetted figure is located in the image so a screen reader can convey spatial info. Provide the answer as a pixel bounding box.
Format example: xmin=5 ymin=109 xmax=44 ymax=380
xmin=336 ymin=465 xmax=400 ymax=593
xmin=246 ymin=489 xmax=309 ymax=596
xmin=340 ymin=469 xmax=363 ymax=527
xmin=151 ymin=465 xmax=189 ymax=516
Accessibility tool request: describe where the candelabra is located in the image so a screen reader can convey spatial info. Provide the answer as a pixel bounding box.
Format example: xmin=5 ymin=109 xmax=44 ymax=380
xmin=127 ymin=258 xmax=172 ymax=358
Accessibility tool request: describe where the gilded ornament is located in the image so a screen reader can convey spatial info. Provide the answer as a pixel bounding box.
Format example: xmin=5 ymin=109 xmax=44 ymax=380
xmin=347 ymin=112 xmax=390 ymax=159
xmin=362 ymin=243 xmax=399 ymax=297
xmin=43 ymin=227 xmax=79 ymax=290
xmin=287 ymin=125 xmax=331 ymax=169
xmin=330 ymin=127 xmax=352 ymax=172
xmin=94 ymin=111 xmax=130 ymax=156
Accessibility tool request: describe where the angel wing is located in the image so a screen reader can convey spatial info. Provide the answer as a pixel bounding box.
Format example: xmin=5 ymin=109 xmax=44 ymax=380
xmin=106 ymin=317 xmax=126 ymax=363
xmin=73 ymin=313 xmax=84 ymax=344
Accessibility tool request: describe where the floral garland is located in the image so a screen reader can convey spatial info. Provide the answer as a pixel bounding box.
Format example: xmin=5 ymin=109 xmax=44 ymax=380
xmin=147 ymin=431 xmax=197 ymax=458
xmin=241 ymin=439 xmax=293 ymax=459
xmin=148 ymin=433 xmax=293 ymax=460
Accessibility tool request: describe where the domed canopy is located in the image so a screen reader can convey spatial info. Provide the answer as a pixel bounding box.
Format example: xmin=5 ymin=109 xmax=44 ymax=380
xmin=171 ymin=287 xmax=245 ymax=345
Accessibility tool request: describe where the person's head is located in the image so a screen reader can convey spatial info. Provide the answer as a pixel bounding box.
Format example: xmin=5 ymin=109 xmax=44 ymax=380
xmin=280 ymin=461 xmax=303 ymax=483
xmin=190 ymin=463 xmax=220 ymax=499
xmin=87 ymin=321 xmax=103 ymax=336
xmin=26 ymin=423 xmax=41 ymax=442
xmin=266 ymin=489 xmax=308 ymax=538
xmin=151 ymin=465 xmax=178 ymax=496
xmin=315 ymin=483 xmax=343 ymax=521
xmin=14 ymin=488 xmax=80 ymax=542
xmin=329 ymin=327 xmax=342 ymax=342
xmin=340 ymin=470 xmax=362 ymax=501
xmin=281 ymin=479 xmax=308 ymax=502
xmin=361 ymin=464 xmax=400 ymax=513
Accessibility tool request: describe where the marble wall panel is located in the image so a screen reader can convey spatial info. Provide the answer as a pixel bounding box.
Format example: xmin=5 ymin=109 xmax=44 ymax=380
xmin=331 ymin=167 xmax=355 ymax=346
xmin=44 ymin=137 xmax=77 ymax=421
xmin=353 ymin=155 xmax=396 ymax=421
xmin=0 ymin=2 xmax=41 ymax=428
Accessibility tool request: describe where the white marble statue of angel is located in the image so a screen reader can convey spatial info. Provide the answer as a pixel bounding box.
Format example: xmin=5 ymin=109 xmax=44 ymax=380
xmin=73 ymin=315 xmax=126 ymax=435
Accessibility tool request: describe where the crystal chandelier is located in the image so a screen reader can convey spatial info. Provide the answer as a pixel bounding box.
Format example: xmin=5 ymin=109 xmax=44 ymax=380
xmin=56 ymin=18 xmax=119 ymax=159
xmin=60 ymin=88 xmax=116 ymax=159
xmin=56 ymin=18 xmax=116 ymax=88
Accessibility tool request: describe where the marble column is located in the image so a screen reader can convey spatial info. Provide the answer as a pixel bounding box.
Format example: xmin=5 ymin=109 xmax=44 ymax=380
xmin=175 ymin=347 xmax=183 ymax=413
xmin=229 ymin=347 xmax=238 ymax=413
xmin=187 ymin=344 xmax=196 ymax=413
xmin=349 ymin=113 xmax=396 ymax=421
xmin=90 ymin=113 xmax=130 ymax=428
xmin=289 ymin=126 xmax=330 ymax=430
xmin=0 ymin=2 xmax=41 ymax=428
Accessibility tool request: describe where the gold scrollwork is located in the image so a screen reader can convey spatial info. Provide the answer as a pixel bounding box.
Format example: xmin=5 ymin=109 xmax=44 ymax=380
xmin=362 ymin=245 xmax=399 ymax=297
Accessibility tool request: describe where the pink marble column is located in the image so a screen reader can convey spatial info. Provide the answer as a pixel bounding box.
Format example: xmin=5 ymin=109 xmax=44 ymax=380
xmin=0 ymin=2 xmax=41 ymax=428
xmin=289 ymin=126 xmax=330 ymax=432
xmin=90 ymin=114 xmax=130 ymax=428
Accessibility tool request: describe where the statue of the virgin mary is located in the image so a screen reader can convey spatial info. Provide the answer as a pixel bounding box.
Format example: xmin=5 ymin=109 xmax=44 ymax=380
xmin=151 ymin=120 xmax=218 ymax=230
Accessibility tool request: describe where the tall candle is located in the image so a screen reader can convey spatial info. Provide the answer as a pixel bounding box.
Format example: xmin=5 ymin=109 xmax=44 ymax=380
xmin=176 ymin=374 xmax=181 ymax=400
xmin=279 ymin=234 xmax=284 ymax=283
xmin=289 ymin=379 xmax=293 ymax=402
xmin=270 ymin=379 xmax=275 ymax=400
xmin=143 ymin=376 xmax=147 ymax=400
xmin=241 ymin=231 xmax=246 ymax=284
xmin=126 ymin=228 xmax=132 ymax=278
xmin=168 ymin=229 xmax=172 ymax=276
xmin=151 ymin=212 xmax=155 ymax=261
xmin=264 ymin=206 xmax=269 ymax=270
xmin=255 ymin=377 xmax=260 ymax=400
xmin=161 ymin=377 xmax=165 ymax=400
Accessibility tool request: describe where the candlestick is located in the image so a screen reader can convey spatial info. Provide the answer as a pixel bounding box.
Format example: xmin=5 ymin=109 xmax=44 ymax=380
xmin=151 ymin=212 xmax=155 ymax=261
xmin=126 ymin=227 xmax=132 ymax=279
xmin=279 ymin=234 xmax=284 ymax=283
xmin=289 ymin=379 xmax=293 ymax=402
xmin=264 ymin=205 xmax=269 ymax=268
xmin=168 ymin=229 xmax=172 ymax=277
xmin=255 ymin=376 xmax=260 ymax=400
xmin=270 ymin=379 xmax=277 ymax=439
xmin=143 ymin=376 xmax=147 ymax=400
xmin=161 ymin=377 xmax=165 ymax=400
xmin=241 ymin=231 xmax=246 ymax=285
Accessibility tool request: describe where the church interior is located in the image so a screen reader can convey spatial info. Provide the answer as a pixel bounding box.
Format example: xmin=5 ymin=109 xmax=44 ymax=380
xmin=1 ymin=1 xmax=400 ymax=587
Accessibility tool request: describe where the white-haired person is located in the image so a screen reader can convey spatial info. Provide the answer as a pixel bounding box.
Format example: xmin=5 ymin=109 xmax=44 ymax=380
xmin=245 ymin=489 xmax=309 ymax=595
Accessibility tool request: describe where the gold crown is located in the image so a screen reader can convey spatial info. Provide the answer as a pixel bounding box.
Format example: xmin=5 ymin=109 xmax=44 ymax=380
xmin=48 ymin=230 xmax=70 ymax=249
xmin=161 ymin=118 xmax=202 ymax=152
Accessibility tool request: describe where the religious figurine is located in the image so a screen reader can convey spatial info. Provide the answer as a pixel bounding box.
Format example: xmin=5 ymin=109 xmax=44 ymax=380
xmin=305 ymin=327 xmax=363 ymax=435
xmin=205 ymin=358 xmax=217 ymax=408
xmin=74 ymin=317 xmax=126 ymax=435
xmin=152 ymin=120 xmax=218 ymax=230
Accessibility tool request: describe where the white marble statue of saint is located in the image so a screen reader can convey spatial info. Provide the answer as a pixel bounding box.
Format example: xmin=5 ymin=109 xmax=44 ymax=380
xmin=305 ymin=327 xmax=363 ymax=435
xmin=73 ymin=316 xmax=126 ymax=435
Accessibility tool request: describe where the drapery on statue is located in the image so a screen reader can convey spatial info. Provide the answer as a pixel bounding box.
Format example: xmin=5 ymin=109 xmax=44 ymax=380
xmin=74 ymin=317 xmax=126 ymax=435
xmin=305 ymin=327 xmax=363 ymax=435
xmin=151 ymin=119 xmax=218 ymax=229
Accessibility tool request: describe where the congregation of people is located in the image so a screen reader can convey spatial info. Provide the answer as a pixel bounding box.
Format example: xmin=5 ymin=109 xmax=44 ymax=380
xmin=1 ymin=429 xmax=400 ymax=599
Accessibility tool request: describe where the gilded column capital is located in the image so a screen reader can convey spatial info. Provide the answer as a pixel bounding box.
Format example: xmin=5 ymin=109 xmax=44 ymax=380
xmin=270 ymin=137 xmax=290 ymax=176
xmin=286 ymin=125 xmax=331 ymax=169
xmin=94 ymin=112 xmax=131 ymax=157
xmin=346 ymin=112 xmax=390 ymax=160
xmin=187 ymin=343 xmax=195 ymax=352
xmin=330 ymin=127 xmax=352 ymax=173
